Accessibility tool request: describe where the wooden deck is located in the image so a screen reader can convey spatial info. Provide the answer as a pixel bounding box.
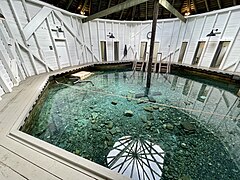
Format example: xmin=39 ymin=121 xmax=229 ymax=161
xmin=0 ymin=63 xmax=129 ymax=180
xmin=0 ymin=61 xmax=239 ymax=179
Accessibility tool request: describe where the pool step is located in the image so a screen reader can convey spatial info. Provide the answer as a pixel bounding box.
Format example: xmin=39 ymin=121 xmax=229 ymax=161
xmin=71 ymin=71 xmax=94 ymax=80
xmin=133 ymin=62 xmax=168 ymax=73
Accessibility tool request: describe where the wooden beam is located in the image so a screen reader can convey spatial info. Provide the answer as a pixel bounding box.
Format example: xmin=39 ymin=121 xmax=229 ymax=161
xmin=146 ymin=0 xmax=159 ymax=88
xmin=217 ymin=0 xmax=222 ymax=9
xmin=83 ymin=0 xmax=150 ymax=23
xmin=204 ymin=0 xmax=209 ymax=11
xmin=67 ymin=0 xmax=74 ymax=10
xmin=159 ymin=0 xmax=186 ymax=23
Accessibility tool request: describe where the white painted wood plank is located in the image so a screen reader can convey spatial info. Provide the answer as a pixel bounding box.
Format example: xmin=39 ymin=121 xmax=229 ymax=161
xmin=0 ymin=158 xmax=26 ymax=180
xmin=0 ymin=24 xmax=25 ymax=81
xmin=0 ymin=67 xmax=12 ymax=93
xmin=46 ymin=17 xmax=61 ymax=69
xmin=17 ymin=41 xmax=53 ymax=71
xmin=23 ymin=6 xmax=52 ymax=40
xmin=7 ymin=0 xmax=39 ymax=74
xmin=0 ymin=47 xmax=18 ymax=85
xmin=54 ymin=11 xmax=99 ymax=62
xmin=22 ymin=0 xmax=49 ymax=72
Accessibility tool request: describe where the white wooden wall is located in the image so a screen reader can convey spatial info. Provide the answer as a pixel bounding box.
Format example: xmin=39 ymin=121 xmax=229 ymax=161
xmin=0 ymin=0 xmax=240 ymax=100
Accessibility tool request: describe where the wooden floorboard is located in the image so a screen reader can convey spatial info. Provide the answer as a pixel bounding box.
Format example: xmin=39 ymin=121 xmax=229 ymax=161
xmin=0 ymin=64 xmax=129 ymax=180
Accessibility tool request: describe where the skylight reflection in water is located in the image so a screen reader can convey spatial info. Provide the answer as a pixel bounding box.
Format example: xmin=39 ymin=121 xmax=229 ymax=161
xmin=21 ymin=71 xmax=240 ymax=180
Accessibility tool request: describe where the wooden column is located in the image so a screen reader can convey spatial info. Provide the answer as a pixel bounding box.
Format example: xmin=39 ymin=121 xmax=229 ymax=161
xmin=146 ymin=0 xmax=159 ymax=89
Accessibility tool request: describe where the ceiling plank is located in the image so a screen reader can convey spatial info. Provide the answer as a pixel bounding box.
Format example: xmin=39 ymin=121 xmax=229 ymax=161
xmin=217 ymin=0 xmax=222 ymax=9
xmin=159 ymin=0 xmax=186 ymax=23
xmin=107 ymin=0 xmax=112 ymax=8
xmin=233 ymin=0 xmax=237 ymax=5
xmin=204 ymin=0 xmax=209 ymax=11
xmin=192 ymin=0 xmax=197 ymax=13
xmin=187 ymin=0 xmax=191 ymax=11
xmin=98 ymin=0 xmax=102 ymax=12
xmin=169 ymin=0 xmax=175 ymax=17
xmin=80 ymin=0 xmax=89 ymax=13
xmin=131 ymin=6 xmax=137 ymax=20
xmin=105 ymin=0 xmax=112 ymax=18
xmin=66 ymin=0 xmax=74 ymax=10
xmin=145 ymin=1 xmax=148 ymax=20
xmin=119 ymin=9 xmax=124 ymax=19
xmin=83 ymin=0 xmax=150 ymax=22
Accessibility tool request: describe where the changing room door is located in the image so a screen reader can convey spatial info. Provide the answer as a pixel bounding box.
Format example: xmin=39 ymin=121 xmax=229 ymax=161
xmin=140 ymin=42 xmax=147 ymax=61
xmin=55 ymin=40 xmax=70 ymax=68
xmin=153 ymin=42 xmax=160 ymax=63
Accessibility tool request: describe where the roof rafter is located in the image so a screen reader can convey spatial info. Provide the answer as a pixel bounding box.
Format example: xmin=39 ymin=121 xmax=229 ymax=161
xmin=98 ymin=0 xmax=102 ymax=11
xmin=169 ymin=0 xmax=175 ymax=17
xmin=217 ymin=0 xmax=222 ymax=9
xmin=66 ymin=0 xmax=74 ymax=10
xmin=145 ymin=1 xmax=148 ymax=20
xmin=131 ymin=6 xmax=137 ymax=20
xmin=105 ymin=0 xmax=112 ymax=18
xmin=233 ymin=0 xmax=237 ymax=5
xmin=159 ymin=0 xmax=186 ymax=23
xmin=80 ymin=0 xmax=89 ymax=13
xmin=192 ymin=0 xmax=197 ymax=13
xmin=204 ymin=0 xmax=209 ymax=11
xmin=82 ymin=0 xmax=150 ymax=23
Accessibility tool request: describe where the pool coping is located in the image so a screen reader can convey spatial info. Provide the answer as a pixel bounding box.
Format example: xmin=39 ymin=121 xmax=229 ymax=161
xmin=0 ymin=63 xmax=131 ymax=180
xmin=1 ymin=61 xmax=240 ymax=179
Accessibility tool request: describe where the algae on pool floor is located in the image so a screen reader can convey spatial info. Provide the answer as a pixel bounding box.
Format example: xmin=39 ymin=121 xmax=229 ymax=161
xmin=21 ymin=71 xmax=240 ymax=180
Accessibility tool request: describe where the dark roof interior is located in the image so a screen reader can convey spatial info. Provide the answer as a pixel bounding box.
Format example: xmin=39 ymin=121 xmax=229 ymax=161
xmin=40 ymin=0 xmax=240 ymax=20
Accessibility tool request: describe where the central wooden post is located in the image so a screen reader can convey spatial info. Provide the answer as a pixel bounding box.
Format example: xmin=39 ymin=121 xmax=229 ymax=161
xmin=146 ymin=0 xmax=159 ymax=89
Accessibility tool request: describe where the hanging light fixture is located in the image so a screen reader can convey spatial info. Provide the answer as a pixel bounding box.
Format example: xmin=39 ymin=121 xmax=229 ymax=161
xmin=184 ymin=11 xmax=191 ymax=16
xmin=0 ymin=13 xmax=5 ymax=20
xmin=207 ymin=29 xmax=221 ymax=37
xmin=107 ymin=32 xmax=115 ymax=38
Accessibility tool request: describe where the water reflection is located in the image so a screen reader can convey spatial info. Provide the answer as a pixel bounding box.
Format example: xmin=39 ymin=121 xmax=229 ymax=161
xmin=21 ymin=70 xmax=240 ymax=177
xmin=107 ymin=136 xmax=165 ymax=180
xmin=96 ymin=71 xmax=240 ymax=167
xmin=130 ymin=72 xmax=240 ymax=167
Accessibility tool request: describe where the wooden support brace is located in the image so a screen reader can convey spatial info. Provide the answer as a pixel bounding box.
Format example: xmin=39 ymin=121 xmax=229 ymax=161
xmin=17 ymin=42 xmax=54 ymax=71
xmin=83 ymin=0 xmax=150 ymax=23
xmin=0 ymin=50 xmax=18 ymax=85
xmin=159 ymin=0 xmax=186 ymax=23
xmin=0 ymin=72 xmax=12 ymax=93
xmin=23 ymin=6 xmax=52 ymax=40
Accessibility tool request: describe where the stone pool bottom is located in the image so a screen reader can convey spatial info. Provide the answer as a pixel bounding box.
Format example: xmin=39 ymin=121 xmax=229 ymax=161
xmin=21 ymin=71 xmax=240 ymax=180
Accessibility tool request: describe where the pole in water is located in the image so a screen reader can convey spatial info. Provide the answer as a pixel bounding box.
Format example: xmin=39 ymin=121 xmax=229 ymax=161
xmin=146 ymin=0 xmax=159 ymax=90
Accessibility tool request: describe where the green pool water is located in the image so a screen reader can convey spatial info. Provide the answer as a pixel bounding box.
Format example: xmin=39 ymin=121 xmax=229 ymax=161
xmin=21 ymin=71 xmax=240 ymax=179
